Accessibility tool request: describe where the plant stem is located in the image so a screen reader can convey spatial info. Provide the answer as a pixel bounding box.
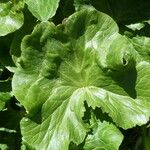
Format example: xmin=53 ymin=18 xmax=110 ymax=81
xmin=142 ymin=126 xmax=150 ymax=150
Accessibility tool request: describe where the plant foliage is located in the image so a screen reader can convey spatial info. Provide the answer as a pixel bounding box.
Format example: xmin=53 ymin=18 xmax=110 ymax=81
xmin=0 ymin=0 xmax=150 ymax=149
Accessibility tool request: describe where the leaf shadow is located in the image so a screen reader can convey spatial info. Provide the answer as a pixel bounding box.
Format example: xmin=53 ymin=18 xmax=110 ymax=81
xmin=110 ymin=67 xmax=137 ymax=99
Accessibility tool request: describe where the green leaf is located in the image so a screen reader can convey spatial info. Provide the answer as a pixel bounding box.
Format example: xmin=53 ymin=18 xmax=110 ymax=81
xmin=85 ymin=77 xmax=150 ymax=129
xmin=25 ymin=0 xmax=60 ymax=21
xmin=12 ymin=8 xmax=150 ymax=149
xmin=84 ymin=120 xmax=123 ymax=150
xmin=126 ymin=23 xmax=145 ymax=31
xmin=0 ymin=73 xmax=12 ymax=111
xmin=10 ymin=7 xmax=37 ymax=65
xmin=21 ymin=87 xmax=88 ymax=149
xmin=131 ymin=36 xmax=150 ymax=62
xmin=0 ymin=92 xmax=11 ymax=110
xmin=0 ymin=1 xmax=24 ymax=36
xmin=0 ymin=144 xmax=9 ymax=150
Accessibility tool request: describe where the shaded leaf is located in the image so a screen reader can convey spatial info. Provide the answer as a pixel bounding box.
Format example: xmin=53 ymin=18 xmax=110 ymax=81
xmin=74 ymin=0 xmax=150 ymax=24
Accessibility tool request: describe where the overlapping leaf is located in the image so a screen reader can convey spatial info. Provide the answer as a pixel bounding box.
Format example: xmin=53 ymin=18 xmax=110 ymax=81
xmin=25 ymin=0 xmax=60 ymax=21
xmin=12 ymin=8 xmax=150 ymax=149
xmin=0 ymin=1 xmax=24 ymax=36
xmin=0 ymin=67 xmax=12 ymax=110
xmin=84 ymin=117 xmax=123 ymax=150
xmin=131 ymin=36 xmax=150 ymax=62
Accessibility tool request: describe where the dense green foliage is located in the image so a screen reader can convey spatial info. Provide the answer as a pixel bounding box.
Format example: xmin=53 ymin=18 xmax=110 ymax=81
xmin=0 ymin=0 xmax=150 ymax=149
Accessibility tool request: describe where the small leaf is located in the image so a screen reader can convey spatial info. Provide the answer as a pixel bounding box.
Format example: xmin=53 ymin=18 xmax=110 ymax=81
xmin=126 ymin=23 xmax=145 ymax=31
xmin=84 ymin=121 xmax=123 ymax=150
xmin=0 ymin=1 xmax=24 ymax=36
xmin=0 ymin=70 xmax=12 ymax=110
xmin=0 ymin=92 xmax=12 ymax=110
xmin=26 ymin=0 xmax=60 ymax=21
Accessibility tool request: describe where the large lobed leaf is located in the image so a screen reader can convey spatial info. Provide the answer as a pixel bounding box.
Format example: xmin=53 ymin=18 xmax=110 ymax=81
xmin=12 ymin=8 xmax=150 ymax=149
